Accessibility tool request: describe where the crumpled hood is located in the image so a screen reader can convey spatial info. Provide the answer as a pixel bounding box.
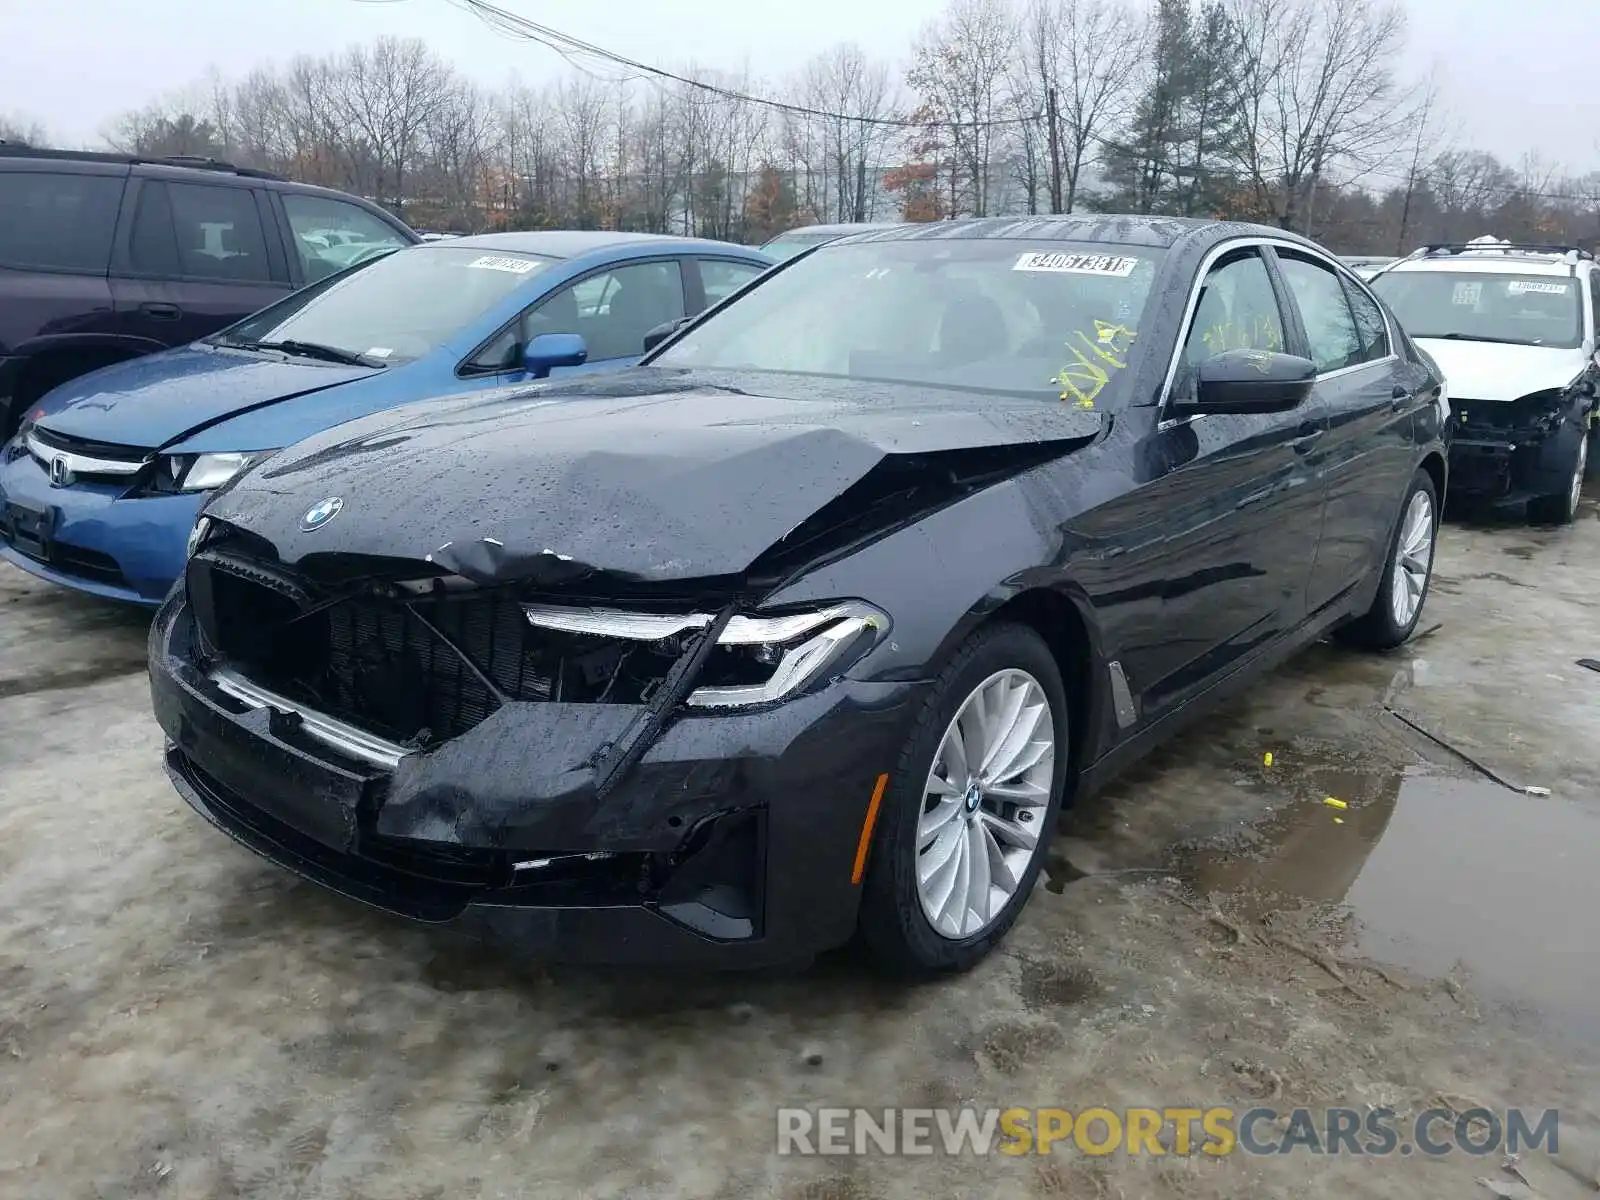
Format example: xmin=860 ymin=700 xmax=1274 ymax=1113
xmin=203 ymin=369 xmax=1102 ymax=584
xmin=1414 ymin=338 xmax=1587 ymax=403
xmin=33 ymin=344 xmax=379 ymax=449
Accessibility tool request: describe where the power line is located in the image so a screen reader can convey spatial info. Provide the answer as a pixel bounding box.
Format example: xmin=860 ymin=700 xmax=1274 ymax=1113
xmin=440 ymin=0 xmax=1043 ymax=131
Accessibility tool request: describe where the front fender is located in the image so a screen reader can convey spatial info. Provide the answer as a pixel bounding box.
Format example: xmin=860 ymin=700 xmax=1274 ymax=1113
xmin=759 ymin=474 xmax=1090 ymax=685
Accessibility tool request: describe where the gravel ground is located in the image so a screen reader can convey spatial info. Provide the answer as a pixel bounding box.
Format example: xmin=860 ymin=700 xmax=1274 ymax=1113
xmin=1 ymin=503 xmax=1597 ymax=1200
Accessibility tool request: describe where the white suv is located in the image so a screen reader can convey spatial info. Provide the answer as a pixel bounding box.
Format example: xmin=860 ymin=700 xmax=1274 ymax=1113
xmin=1369 ymin=237 xmax=1597 ymax=523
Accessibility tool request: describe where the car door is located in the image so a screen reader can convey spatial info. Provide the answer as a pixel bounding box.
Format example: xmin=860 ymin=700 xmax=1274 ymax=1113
xmin=1094 ymin=243 xmax=1327 ymax=722
xmin=1269 ymin=247 xmax=1419 ymax=612
xmin=462 ymin=258 xmax=690 ymax=383
xmin=110 ymin=176 xmax=291 ymax=348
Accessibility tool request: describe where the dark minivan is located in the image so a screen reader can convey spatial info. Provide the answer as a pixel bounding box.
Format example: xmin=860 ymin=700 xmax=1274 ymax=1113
xmin=0 ymin=146 xmax=419 ymax=439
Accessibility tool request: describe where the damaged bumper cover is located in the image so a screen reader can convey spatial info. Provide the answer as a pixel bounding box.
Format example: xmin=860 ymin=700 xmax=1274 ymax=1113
xmin=148 ymin=590 xmax=927 ymax=967
xmin=1447 ymin=393 xmax=1591 ymax=501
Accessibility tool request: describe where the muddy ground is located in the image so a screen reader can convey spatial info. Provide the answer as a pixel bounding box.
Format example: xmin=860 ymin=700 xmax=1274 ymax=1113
xmin=1 ymin=504 xmax=1597 ymax=1200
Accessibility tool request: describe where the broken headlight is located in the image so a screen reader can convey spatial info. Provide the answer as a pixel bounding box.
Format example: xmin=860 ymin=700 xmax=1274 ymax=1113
xmin=153 ymin=451 xmax=274 ymax=492
xmin=520 ymin=601 xmax=890 ymax=708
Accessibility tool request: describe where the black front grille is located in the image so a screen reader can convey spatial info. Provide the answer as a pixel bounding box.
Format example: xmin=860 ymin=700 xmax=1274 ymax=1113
xmin=188 ymin=550 xmax=697 ymax=747
xmin=317 ymin=596 xmax=513 ymax=743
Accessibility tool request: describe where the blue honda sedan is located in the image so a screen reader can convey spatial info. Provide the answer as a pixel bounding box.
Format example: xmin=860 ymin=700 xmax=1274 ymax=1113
xmin=0 ymin=232 xmax=773 ymax=605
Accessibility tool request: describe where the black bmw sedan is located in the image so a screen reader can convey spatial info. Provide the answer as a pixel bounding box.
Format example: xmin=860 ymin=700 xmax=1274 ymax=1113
xmin=150 ymin=216 xmax=1448 ymax=974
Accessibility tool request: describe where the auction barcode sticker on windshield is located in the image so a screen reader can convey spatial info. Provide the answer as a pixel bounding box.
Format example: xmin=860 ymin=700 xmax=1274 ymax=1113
xmin=1451 ymin=282 xmax=1482 ymax=305
xmin=467 ymin=255 xmax=540 ymax=273
xmin=1014 ymin=251 xmax=1139 ymax=276
xmin=1508 ymin=280 xmax=1569 ymax=294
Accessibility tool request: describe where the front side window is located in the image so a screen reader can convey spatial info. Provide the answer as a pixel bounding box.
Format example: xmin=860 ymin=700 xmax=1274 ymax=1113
xmin=1276 ymin=253 xmax=1362 ymax=373
xmin=1173 ymin=249 xmax=1285 ymax=400
xmin=212 ymin=245 xmax=552 ymax=365
xmin=528 ymin=260 xmax=686 ymax=361
xmin=1370 ymin=270 xmax=1584 ymax=350
xmin=654 ymin=240 xmax=1164 ymax=407
xmin=282 ymin=193 xmax=411 ymax=282
xmin=0 ymin=171 xmax=123 ymax=272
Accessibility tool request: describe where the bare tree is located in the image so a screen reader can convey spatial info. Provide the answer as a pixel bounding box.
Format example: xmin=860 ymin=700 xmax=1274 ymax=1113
xmin=907 ymin=0 xmax=1019 ymax=217
xmin=1231 ymin=0 xmax=1413 ymax=230
xmin=1017 ymin=0 xmax=1142 ymax=213
xmin=331 ymin=37 xmax=452 ymax=210
xmin=428 ymin=80 xmax=498 ymax=229
xmin=0 ymin=113 xmax=48 ymax=146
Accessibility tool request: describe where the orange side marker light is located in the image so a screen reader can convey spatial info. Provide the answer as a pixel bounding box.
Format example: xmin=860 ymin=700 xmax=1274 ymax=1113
xmin=851 ymin=773 xmax=891 ymax=885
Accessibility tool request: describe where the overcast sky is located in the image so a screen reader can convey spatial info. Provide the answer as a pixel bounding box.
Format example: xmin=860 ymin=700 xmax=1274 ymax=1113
xmin=6 ymin=0 xmax=1596 ymax=178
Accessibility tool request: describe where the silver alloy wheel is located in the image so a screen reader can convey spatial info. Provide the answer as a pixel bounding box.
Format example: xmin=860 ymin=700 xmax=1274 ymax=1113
xmin=1569 ymin=435 xmax=1589 ymax=517
xmin=916 ymin=668 xmax=1056 ymax=939
xmin=1390 ymin=489 xmax=1435 ymax=627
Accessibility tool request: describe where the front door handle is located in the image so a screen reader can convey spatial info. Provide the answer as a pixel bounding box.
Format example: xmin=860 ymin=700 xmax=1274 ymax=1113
xmin=140 ymin=302 xmax=181 ymax=321
xmin=1290 ymin=423 xmax=1324 ymax=454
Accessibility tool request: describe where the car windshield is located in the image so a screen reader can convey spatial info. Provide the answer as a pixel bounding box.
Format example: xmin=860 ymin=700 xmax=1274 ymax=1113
xmin=1370 ymin=270 xmax=1583 ymax=349
xmin=211 ymin=246 xmax=554 ymax=365
xmin=654 ymin=239 xmax=1164 ymax=402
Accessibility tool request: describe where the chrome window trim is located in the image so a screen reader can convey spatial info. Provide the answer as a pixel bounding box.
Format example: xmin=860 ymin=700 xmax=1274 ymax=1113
xmin=1157 ymin=236 xmax=1400 ymax=430
xmin=209 ymin=666 xmax=408 ymax=770
xmin=24 ymin=431 xmax=147 ymax=477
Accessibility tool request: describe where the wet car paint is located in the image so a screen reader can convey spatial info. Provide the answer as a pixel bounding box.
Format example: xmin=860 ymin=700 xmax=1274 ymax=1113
xmin=0 ymin=235 xmax=775 ymax=605
xmin=150 ymin=215 xmax=1449 ymax=966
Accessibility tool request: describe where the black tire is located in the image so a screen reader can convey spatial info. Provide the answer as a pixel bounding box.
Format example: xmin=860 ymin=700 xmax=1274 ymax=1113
xmin=1528 ymin=429 xmax=1588 ymax=525
xmin=1336 ymin=468 xmax=1439 ymax=652
xmin=856 ymin=622 xmax=1069 ymax=976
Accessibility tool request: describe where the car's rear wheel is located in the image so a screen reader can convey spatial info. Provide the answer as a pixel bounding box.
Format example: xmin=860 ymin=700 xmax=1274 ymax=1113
xmin=857 ymin=623 xmax=1068 ymax=975
xmin=1335 ymin=468 xmax=1438 ymax=651
xmin=1528 ymin=430 xmax=1588 ymax=525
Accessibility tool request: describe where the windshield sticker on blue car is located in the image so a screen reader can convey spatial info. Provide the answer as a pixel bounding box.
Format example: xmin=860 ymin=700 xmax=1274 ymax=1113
xmin=467 ymin=255 xmax=540 ymax=273
xmin=1508 ymin=280 xmax=1569 ymax=295
xmin=1014 ymin=251 xmax=1139 ymax=277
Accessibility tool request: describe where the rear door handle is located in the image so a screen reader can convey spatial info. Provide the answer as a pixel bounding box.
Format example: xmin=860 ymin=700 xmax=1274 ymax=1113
xmin=140 ymin=302 xmax=181 ymax=320
xmin=1391 ymin=384 xmax=1412 ymax=411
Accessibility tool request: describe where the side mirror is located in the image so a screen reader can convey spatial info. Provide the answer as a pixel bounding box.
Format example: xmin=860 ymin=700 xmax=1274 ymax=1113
xmin=1177 ymin=349 xmax=1317 ymax=414
xmin=522 ymin=332 xmax=587 ymax=378
xmin=642 ymin=316 xmax=692 ymax=354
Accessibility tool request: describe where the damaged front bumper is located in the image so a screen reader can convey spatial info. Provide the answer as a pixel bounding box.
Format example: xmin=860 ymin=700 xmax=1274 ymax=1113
xmin=1447 ymin=395 xmax=1591 ymax=502
xmin=149 ymin=591 xmax=927 ymax=967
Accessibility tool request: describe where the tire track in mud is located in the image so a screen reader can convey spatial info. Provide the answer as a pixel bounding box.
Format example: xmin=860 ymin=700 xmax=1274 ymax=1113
xmin=0 ymin=655 xmax=149 ymax=700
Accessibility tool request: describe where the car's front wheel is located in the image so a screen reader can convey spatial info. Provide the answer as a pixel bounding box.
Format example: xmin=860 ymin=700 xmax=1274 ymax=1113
xmin=857 ymin=623 xmax=1068 ymax=975
xmin=1335 ymin=468 xmax=1439 ymax=651
xmin=1528 ymin=429 xmax=1588 ymax=525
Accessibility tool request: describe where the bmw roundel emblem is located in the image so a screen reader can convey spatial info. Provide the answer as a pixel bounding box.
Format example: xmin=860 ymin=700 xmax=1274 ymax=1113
xmin=299 ymin=496 xmax=343 ymax=532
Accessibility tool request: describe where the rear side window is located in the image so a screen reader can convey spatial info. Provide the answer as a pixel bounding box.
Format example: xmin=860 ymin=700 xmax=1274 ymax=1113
xmin=1340 ymin=276 xmax=1390 ymax=363
xmin=0 ymin=171 xmax=123 ymax=272
xmin=282 ymin=193 xmax=411 ymax=283
xmin=131 ymin=181 xmax=271 ymax=283
xmin=1276 ymin=253 xmax=1363 ymax=373
xmin=699 ymin=258 xmax=766 ymax=306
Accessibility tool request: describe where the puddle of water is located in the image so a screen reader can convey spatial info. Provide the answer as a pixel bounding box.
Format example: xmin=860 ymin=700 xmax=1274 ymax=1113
xmin=1184 ymin=771 xmax=1600 ymax=1037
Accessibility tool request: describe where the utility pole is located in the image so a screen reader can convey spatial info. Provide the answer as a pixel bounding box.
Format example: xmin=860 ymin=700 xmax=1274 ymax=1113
xmin=1045 ymin=85 xmax=1064 ymax=213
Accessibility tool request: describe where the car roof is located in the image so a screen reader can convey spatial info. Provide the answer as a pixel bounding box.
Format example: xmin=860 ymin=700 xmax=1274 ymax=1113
xmin=1382 ymin=254 xmax=1579 ymax=277
xmin=825 ymin=214 xmax=1294 ymax=251
xmin=441 ymin=230 xmax=765 ymax=260
xmin=765 ymin=222 xmax=903 ymax=240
